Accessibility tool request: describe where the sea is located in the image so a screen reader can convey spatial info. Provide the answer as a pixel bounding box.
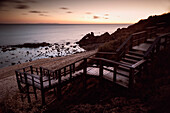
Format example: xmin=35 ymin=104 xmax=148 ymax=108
xmin=0 ymin=24 xmax=130 ymax=68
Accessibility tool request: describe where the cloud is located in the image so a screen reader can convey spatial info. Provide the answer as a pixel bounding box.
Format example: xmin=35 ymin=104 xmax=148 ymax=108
xmin=0 ymin=9 xmax=9 ymax=12
xmin=29 ymin=10 xmax=41 ymax=13
xmin=15 ymin=4 xmax=29 ymax=9
xmin=86 ymin=12 xmax=92 ymax=14
xmin=29 ymin=10 xmax=47 ymax=13
xmin=104 ymin=17 xmax=109 ymax=19
xmin=29 ymin=10 xmax=49 ymax=17
xmin=60 ymin=7 xmax=69 ymax=10
xmin=0 ymin=0 xmax=36 ymax=4
xmin=39 ymin=14 xmax=48 ymax=16
xmin=22 ymin=13 xmax=28 ymax=15
xmin=93 ymin=16 xmax=100 ymax=19
xmin=66 ymin=11 xmax=73 ymax=13
xmin=0 ymin=0 xmax=36 ymax=10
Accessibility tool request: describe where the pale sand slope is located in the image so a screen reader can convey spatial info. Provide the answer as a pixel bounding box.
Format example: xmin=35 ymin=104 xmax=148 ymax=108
xmin=0 ymin=50 xmax=96 ymax=103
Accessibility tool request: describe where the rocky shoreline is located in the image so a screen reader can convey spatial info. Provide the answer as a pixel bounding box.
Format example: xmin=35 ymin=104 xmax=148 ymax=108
xmin=0 ymin=42 xmax=85 ymax=68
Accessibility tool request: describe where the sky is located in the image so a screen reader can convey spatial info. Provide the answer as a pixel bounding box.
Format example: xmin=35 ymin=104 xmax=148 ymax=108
xmin=0 ymin=0 xmax=169 ymax=24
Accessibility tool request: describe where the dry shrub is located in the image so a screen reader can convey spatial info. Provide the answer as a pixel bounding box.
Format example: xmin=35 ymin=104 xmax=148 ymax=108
xmin=97 ymin=38 xmax=125 ymax=60
xmin=0 ymin=89 xmax=46 ymax=113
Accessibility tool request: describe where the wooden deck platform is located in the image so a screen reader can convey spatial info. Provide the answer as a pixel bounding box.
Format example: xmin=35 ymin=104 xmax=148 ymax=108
xmin=86 ymin=67 xmax=129 ymax=88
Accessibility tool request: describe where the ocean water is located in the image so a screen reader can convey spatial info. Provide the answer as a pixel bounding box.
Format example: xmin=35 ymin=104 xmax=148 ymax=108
xmin=0 ymin=24 xmax=130 ymax=68
xmin=0 ymin=24 xmax=130 ymax=46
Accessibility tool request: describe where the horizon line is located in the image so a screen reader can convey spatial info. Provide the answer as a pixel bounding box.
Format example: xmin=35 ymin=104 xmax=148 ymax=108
xmin=0 ymin=23 xmax=133 ymax=25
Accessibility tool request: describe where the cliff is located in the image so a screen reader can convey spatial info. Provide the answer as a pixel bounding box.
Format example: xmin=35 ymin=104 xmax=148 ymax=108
xmin=77 ymin=13 xmax=170 ymax=50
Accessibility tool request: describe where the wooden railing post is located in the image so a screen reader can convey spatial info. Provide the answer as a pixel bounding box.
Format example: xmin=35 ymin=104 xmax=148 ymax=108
xmin=99 ymin=60 xmax=103 ymax=77
xmin=24 ymin=72 xmax=31 ymax=103
xmin=32 ymin=76 xmax=37 ymax=100
xmin=15 ymin=71 xmax=22 ymax=91
xmin=30 ymin=66 xmax=33 ymax=74
xmin=156 ymin=38 xmax=161 ymax=53
xmin=113 ymin=65 xmax=117 ymax=82
xmin=36 ymin=68 xmax=39 ymax=75
xmin=129 ymin=36 xmax=133 ymax=50
xmin=40 ymin=67 xmax=45 ymax=105
xmin=129 ymin=68 xmax=135 ymax=89
xmin=64 ymin=67 xmax=66 ymax=76
xmin=48 ymin=70 xmax=51 ymax=88
xmin=70 ymin=65 xmax=72 ymax=80
xmin=57 ymin=70 xmax=62 ymax=100
xmin=83 ymin=58 xmax=87 ymax=88
xmin=15 ymin=71 xmax=24 ymax=101
xmin=73 ymin=63 xmax=75 ymax=73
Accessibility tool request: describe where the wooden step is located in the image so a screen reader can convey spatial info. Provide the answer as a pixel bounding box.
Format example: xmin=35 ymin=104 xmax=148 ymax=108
xmin=128 ymin=51 xmax=144 ymax=57
xmin=146 ymin=38 xmax=155 ymax=43
xmin=121 ymin=57 xmax=139 ymax=64
xmin=125 ymin=54 xmax=143 ymax=60
xmin=117 ymin=69 xmax=129 ymax=77
xmin=120 ymin=61 xmax=133 ymax=66
xmin=132 ymin=43 xmax=151 ymax=52
xmin=118 ymin=65 xmax=130 ymax=72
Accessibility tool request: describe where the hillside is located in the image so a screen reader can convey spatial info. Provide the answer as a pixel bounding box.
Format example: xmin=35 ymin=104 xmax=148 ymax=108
xmin=78 ymin=13 xmax=170 ymax=51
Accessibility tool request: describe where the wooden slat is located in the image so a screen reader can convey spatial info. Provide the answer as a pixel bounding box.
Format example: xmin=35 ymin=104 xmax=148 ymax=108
xmin=125 ymin=54 xmax=143 ymax=60
xmin=121 ymin=57 xmax=139 ymax=64
xmin=128 ymin=51 xmax=144 ymax=56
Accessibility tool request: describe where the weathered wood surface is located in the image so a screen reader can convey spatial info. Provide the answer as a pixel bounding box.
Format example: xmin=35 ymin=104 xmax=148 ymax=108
xmin=15 ymin=31 xmax=170 ymax=105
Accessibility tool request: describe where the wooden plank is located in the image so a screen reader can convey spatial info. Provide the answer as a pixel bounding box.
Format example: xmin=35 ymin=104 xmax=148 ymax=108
xmin=32 ymin=76 xmax=37 ymax=100
xmin=24 ymin=72 xmax=31 ymax=103
xmin=132 ymin=43 xmax=151 ymax=52
xmin=57 ymin=69 xmax=62 ymax=100
xmin=125 ymin=54 xmax=143 ymax=60
xmin=128 ymin=51 xmax=144 ymax=56
xmin=131 ymin=59 xmax=146 ymax=68
xmin=40 ymin=67 xmax=45 ymax=105
xmin=121 ymin=57 xmax=139 ymax=64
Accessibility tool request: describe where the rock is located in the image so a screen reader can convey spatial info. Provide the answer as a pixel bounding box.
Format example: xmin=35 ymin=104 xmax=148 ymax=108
xmin=11 ymin=63 xmax=15 ymax=65
xmin=45 ymin=47 xmax=48 ymax=50
xmin=49 ymin=44 xmax=52 ymax=47
xmin=11 ymin=42 xmax=50 ymax=48
xmin=54 ymin=43 xmax=59 ymax=45
xmin=73 ymin=45 xmax=77 ymax=48
xmin=66 ymin=42 xmax=70 ymax=45
xmin=77 ymin=32 xmax=113 ymax=49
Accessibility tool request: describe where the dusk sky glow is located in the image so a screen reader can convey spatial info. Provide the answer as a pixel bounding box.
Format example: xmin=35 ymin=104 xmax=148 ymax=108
xmin=0 ymin=0 xmax=169 ymax=24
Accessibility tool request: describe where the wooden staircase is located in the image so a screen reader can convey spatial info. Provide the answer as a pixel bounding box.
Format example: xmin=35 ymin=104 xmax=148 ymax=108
xmin=15 ymin=27 xmax=170 ymax=105
xmin=86 ymin=30 xmax=170 ymax=88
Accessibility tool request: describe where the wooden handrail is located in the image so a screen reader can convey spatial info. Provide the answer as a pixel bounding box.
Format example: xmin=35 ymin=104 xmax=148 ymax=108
xmin=144 ymin=33 xmax=170 ymax=58
xmin=131 ymin=59 xmax=146 ymax=68
xmin=88 ymin=57 xmax=133 ymax=68
xmin=131 ymin=31 xmax=146 ymax=36
xmin=116 ymin=31 xmax=147 ymax=59
xmin=96 ymin=52 xmax=117 ymax=55
xmin=116 ymin=35 xmax=132 ymax=52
